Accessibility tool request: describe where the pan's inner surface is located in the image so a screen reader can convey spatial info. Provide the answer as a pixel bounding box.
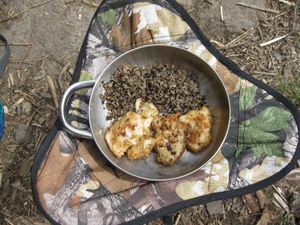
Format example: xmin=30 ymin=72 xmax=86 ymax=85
xmin=89 ymin=45 xmax=230 ymax=181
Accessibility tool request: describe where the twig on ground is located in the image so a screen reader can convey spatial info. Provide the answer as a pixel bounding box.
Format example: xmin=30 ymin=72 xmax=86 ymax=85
xmin=14 ymin=90 xmax=39 ymax=101
xmin=259 ymin=33 xmax=289 ymax=47
xmin=0 ymin=0 xmax=54 ymax=22
xmin=271 ymin=10 xmax=291 ymax=20
xmin=224 ymin=28 xmax=254 ymax=48
xmin=257 ymin=27 xmax=263 ymax=40
xmin=26 ymin=111 xmax=37 ymax=127
xmin=12 ymin=97 xmax=24 ymax=109
xmin=272 ymin=185 xmax=289 ymax=213
xmin=57 ymin=61 xmax=71 ymax=92
xmin=267 ymin=47 xmax=276 ymax=72
xmin=251 ymin=71 xmax=277 ymax=76
xmin=46 ymin=75 xmax=59 ymax=109
xmin=81 ymin=0 xmax=99 ymax=7
xmin=204 ymin=0 xmax=213 ymax=5
xmin=65 ymin=0 xmax=76 ymax=3
xmin=220 ymin=5 xmax=224 ymax=22
xmin=293 ymin=0 xmax=298 ymax=30
xmin=8 ymin=73 xmax=15 ymax=86
xmin=273 ymin=193 xmax=289 ymax=212
xmin=210 ymin=39 xmax=226 ymax=48
xmin=35 ymin=132 xmax=44 ymax=151
xmin=236 ymin=2 xmax=280 ymax=14
xmin=279 ymin=0 xmax=296 ymax=6
xmin=173 ymin=213 xmax=181 ymax=225
xmin=4 ymin=218 xmax=15 ymax=225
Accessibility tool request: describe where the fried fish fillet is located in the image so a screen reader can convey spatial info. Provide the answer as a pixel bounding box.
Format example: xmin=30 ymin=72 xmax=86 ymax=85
xmin=152 ymin=113 xmax=187 ymax=166
xmin=105 ymin=99 xmax=158 ymax=159
xmin=127 ymin=137 xmax=156 ymax=160
xmin=179 ymin=106 xmax=212 ymax=153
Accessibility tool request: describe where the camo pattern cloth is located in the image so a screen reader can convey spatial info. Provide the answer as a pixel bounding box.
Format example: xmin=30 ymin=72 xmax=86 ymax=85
xmin=34 ymin=1 xmax=299 ymax=224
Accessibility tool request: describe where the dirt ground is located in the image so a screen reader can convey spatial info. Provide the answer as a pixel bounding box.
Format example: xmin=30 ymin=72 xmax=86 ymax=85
xmin=0 ymin=0 xmax=299 ymax=224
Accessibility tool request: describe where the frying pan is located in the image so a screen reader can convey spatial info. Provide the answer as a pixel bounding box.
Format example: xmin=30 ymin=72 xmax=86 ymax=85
xmin=60 ymin=45 xmax=230 ymax=181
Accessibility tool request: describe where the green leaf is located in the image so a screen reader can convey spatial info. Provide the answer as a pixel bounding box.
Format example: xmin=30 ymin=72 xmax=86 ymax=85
xmin=242 ymin=107 xmax=291 ymax=132
xmin=99 ymin=9 xmax=117 ymax=26
xmin=239 ymin=85 xmax=257 ymax=110
xmin=79 ymin=71 xmax=92 ymax=82
xmin=238 ymin=127 xmax=279 ymax=144
xmin=76 ymin=71 xmax=93 ymax=95
xmin=251 ymin=143 xmax=284 ymax=157
xmin=236 ymin=142 xmax=284 ymax=158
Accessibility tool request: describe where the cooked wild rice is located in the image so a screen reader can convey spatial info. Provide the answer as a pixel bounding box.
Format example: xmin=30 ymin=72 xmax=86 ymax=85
xmin=100 ymin=64 xmax=205 ymax=120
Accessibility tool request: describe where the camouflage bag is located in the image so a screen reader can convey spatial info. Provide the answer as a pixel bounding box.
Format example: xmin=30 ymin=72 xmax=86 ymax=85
xmin=31 ymin=1 xmax=300 ymax=224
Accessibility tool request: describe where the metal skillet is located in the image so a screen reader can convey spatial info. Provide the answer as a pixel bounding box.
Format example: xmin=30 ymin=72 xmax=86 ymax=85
xmin=60 ymin=45 xmax=231 ymax=181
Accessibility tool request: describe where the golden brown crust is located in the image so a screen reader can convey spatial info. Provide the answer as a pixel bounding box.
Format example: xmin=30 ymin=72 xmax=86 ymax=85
xmin=105 ymin=99 xmax=158 ymax=159
xmin=152 ymin=114 xmax=187 ymax=166
xmin=179 ymin=106 xmax=212 ymax=153
xmin=127 ymin=137 xmax=155 ymax=160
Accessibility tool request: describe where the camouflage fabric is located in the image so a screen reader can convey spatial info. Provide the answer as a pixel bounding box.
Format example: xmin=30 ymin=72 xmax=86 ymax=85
xmin=32 ymin=0 xmax=300 ymax=225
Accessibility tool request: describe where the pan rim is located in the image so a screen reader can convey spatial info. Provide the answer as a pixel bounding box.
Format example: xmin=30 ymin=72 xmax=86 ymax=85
xmin=88 ymin=44 xmax=231 ymax=181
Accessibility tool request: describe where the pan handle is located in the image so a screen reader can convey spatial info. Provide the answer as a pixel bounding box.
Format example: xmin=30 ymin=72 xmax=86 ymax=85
xmin=60 ymin=80 xmax=95 ymax=139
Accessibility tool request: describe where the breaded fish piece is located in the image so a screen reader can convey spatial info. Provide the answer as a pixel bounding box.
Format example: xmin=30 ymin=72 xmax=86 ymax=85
xmin=105 ymin=99 xmax=158 ymax=159
xmin=127 ymin=137 xmax=156 ymax=160
xmin=179 ymin=106 xmax=212 ymax=153
xmin=152 ymin=113 xmax=186 ymax=166
xmin=135 ymin=98 xmax=159 ymax=118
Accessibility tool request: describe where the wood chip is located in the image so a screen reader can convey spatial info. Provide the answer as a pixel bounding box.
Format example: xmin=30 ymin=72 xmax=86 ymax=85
xmin=242 ymin=194 xmax=260 ymax=214
xmin=12 ymin=97 xmax=24 ymax=108
xmin=279 ymin=0 xmax=296 ymax=6
xmin=273 ymin=192 xmax=289 ymax=212
xmin=256 ymin=190 xmax=269 ymax=209
xmin=220 ymin=5 xmax=224 ymax=22
xmin=256 ymin=209 xmax=273 ymax=225
xmin=46 ymin=75 xmax=59 ymax=109
xmin=237 ymin=2 xmax=280 ymax=14
xmin=259 ymin=34 xmax=289 ymax=47
xmin=4 ymin=218 xmax=14 ymax=225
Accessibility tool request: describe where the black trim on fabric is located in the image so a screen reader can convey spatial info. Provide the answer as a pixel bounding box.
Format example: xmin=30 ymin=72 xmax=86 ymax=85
xmin=31 ymin=0 xmax=300 ymax=225
xmin=0 ymin=34 xmax=10 ymax=78
xmin=31 ymin=120 xmax=61 ymax=225
xmin=30 ymin=1 xmax=108 ymax=224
